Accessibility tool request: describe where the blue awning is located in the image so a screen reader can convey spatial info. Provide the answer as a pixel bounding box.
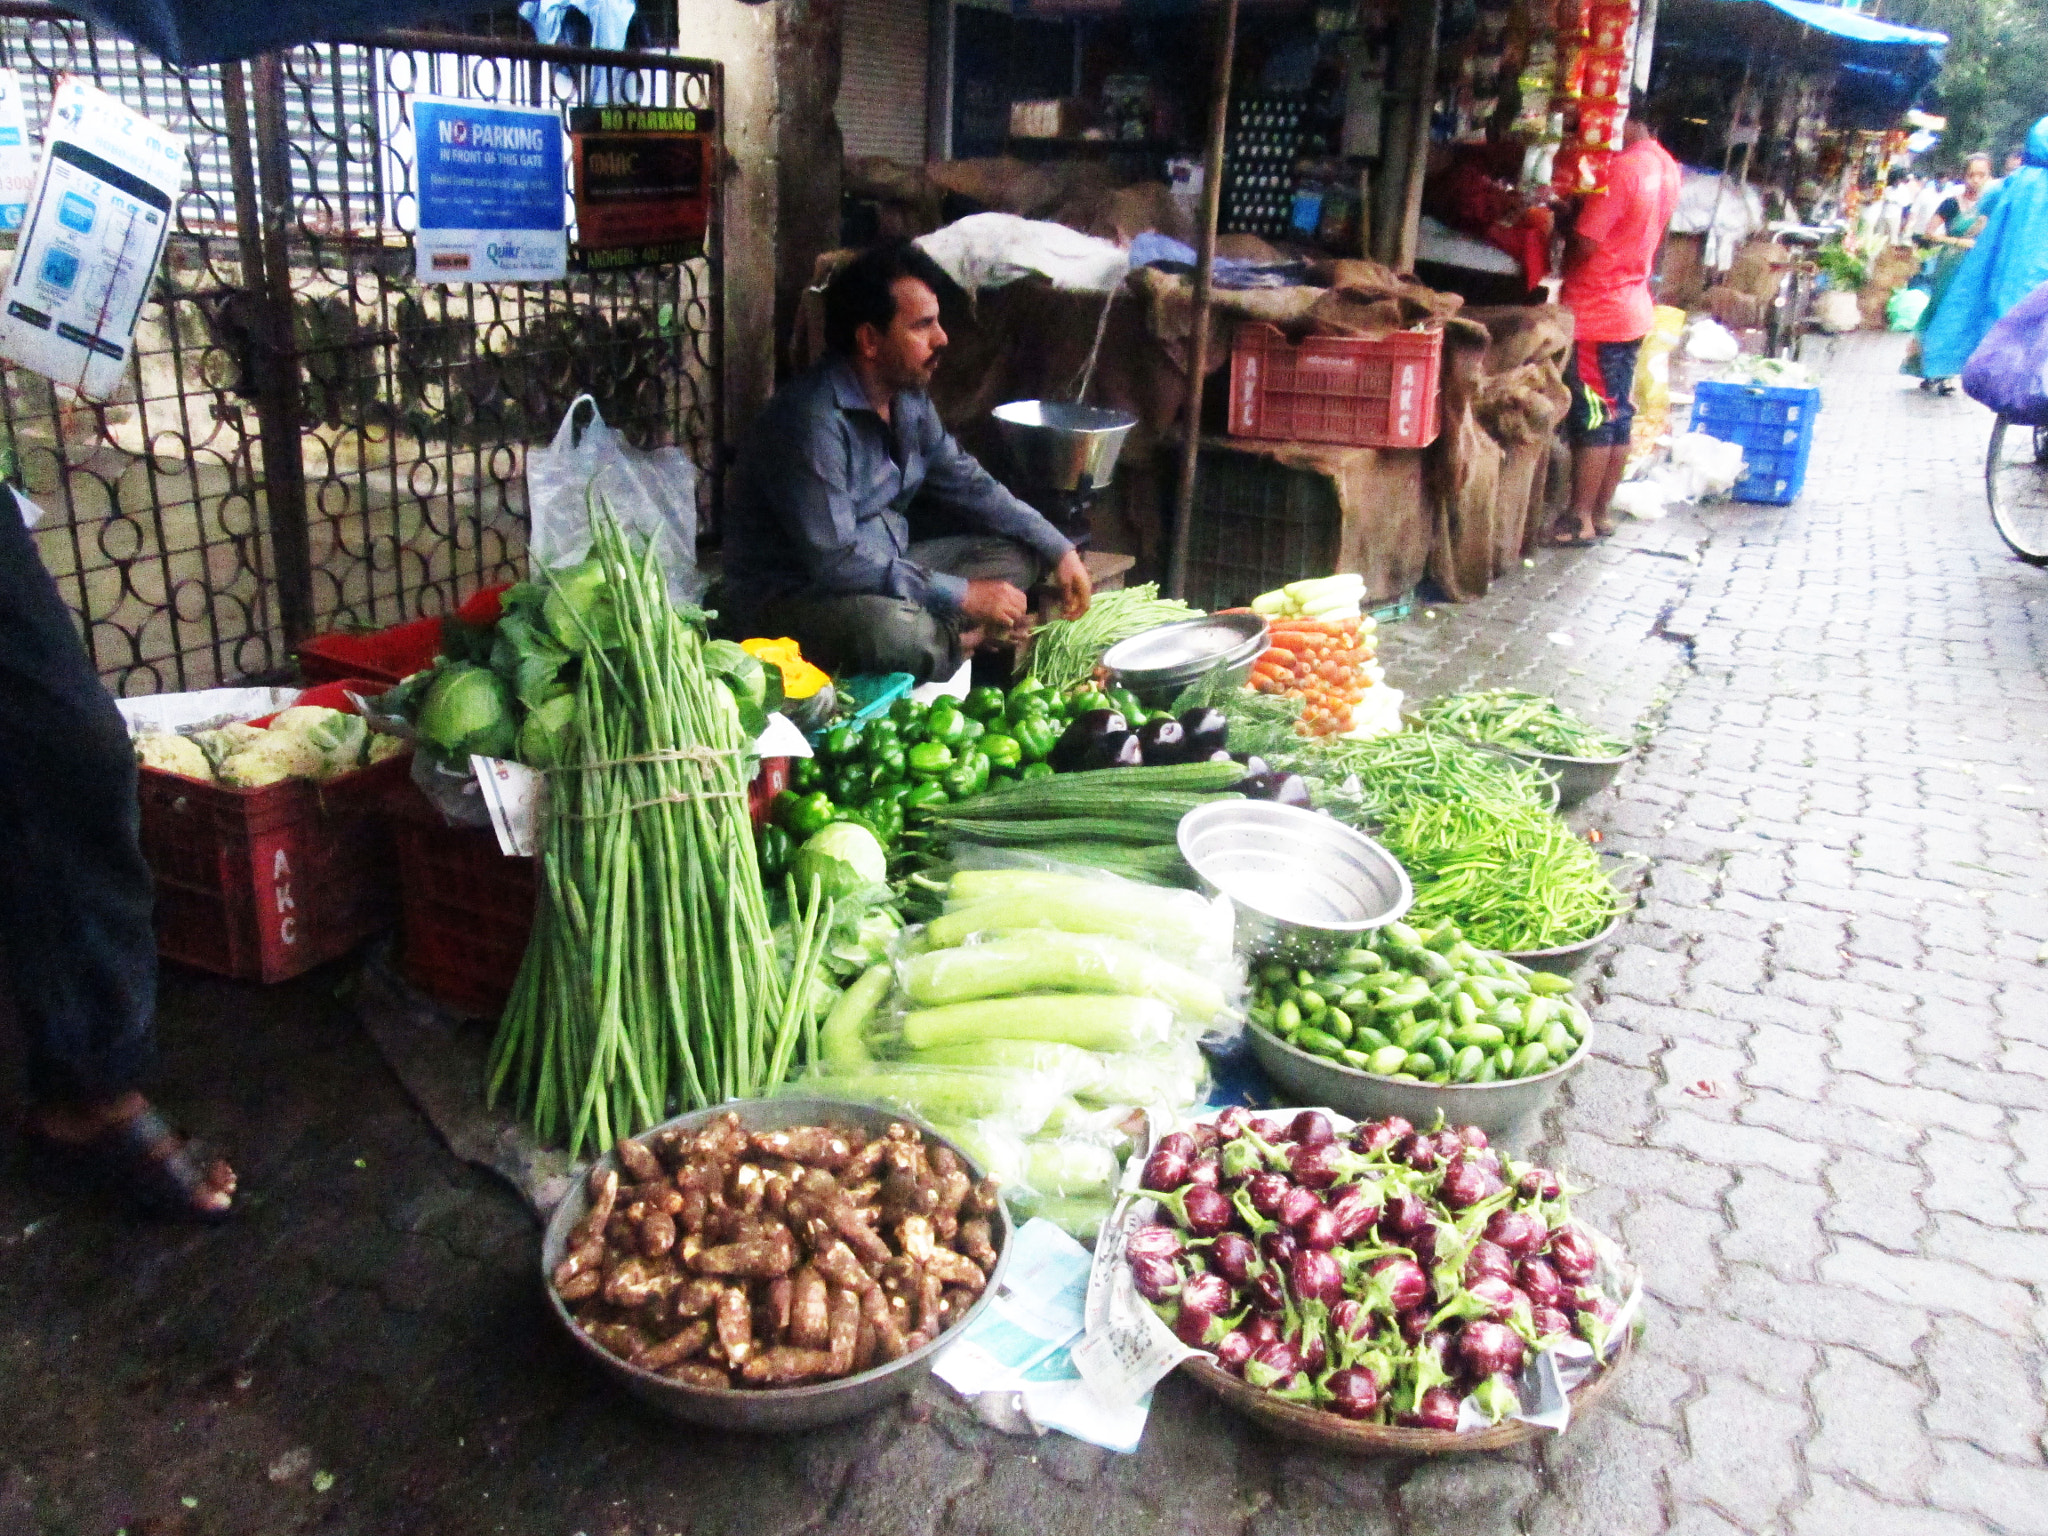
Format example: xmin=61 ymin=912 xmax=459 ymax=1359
xmin=1753 ymin=0 xmax=1945 ymax=50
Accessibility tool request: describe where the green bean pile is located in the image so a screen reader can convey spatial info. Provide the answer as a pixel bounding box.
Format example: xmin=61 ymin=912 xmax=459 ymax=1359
xmin=1375 ymin=798 xmax=1617 ymax=952
xmin=1027 ymin=584 xmax=1200 ymax=692
xmin=1419 ymin=689 xmax=1632 ymax=759
xmin=1283 ymin=728 xmax=1556 ymax=820
xmin=488 ymin=513 xmax=831 ymax=1155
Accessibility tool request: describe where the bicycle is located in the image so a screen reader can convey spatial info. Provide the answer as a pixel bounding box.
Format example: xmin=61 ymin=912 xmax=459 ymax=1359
xmin=1986 ymin=414 xmax=2048 ymax=564
xmin=1763 ymin=226 xmax=1829 ymax=361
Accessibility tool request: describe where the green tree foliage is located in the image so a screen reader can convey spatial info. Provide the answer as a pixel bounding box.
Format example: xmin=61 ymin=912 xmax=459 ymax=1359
xmin=1882 ymin=0 xmax=2048 ymax=167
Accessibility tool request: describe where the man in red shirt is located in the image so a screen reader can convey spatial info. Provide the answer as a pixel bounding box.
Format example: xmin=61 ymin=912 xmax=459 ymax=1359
xmin=1555 ymin=98 xmax=1681 ymax=544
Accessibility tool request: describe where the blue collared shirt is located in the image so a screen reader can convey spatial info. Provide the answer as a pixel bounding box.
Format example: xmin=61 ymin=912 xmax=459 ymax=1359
xmin=725 ymin=355 xmax=1072 ymax=613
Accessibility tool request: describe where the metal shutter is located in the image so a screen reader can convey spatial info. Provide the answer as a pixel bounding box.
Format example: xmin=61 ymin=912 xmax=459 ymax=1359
xmin=839 ymin=0 xmax=930 ymax=163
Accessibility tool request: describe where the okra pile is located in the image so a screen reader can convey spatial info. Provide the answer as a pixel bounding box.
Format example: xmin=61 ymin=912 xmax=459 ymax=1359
xmin=1248 ymin=921 xmax=1589 ymax=1085
xmin=554 ymin=1113 xmax=1003 ymax=1389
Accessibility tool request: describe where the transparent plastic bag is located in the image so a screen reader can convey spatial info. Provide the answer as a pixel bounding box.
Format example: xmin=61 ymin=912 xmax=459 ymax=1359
xmin=778 ymin=1062 xmax=1068 ymax=1136
xmin=897 ymin=929 xmax=1232 ymax=1029
xmin=526 ymin=394 xmax=703 ymax=607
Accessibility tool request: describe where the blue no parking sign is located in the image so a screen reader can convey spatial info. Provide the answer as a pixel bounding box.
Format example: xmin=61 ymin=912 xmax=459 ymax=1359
xmin=413 ymin=96 xmax=567 ymax=284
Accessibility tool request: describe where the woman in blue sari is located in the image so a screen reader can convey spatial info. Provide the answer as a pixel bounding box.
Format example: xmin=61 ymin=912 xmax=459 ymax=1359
xmin=1904 ymin=154 xmax=1992 ymax=392
xmin=1914 ymin=118 xmax=2048 ymax=389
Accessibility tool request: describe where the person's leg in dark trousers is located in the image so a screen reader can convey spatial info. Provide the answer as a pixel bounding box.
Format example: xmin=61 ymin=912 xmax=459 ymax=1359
xmin=0 ymin=488 xmax=234 ymax=1216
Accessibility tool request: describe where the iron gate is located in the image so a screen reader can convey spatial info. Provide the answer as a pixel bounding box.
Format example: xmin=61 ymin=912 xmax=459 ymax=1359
xmin=0 ymin=3 xmax=722 ymax=695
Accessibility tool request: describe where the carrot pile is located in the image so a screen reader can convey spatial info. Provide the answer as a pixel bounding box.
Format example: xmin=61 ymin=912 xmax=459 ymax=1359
xmin=1249 ymin=616 xmax=1385 ymax=736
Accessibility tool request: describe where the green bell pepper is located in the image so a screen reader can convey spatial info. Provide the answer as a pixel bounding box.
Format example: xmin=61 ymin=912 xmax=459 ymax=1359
xmin=906 ymin=741 xmax=955 ymax=778
xmin=830 ymin=763 xmax=872 ymax=805
xmin=755 ymin=823 xmax=794 ymax=882
xmin=867 ymin=743 xmax=907 ymax=785
xmin=790 ymin=756 xmax=825 ymax=793
xmin=770 ymin=789 xmax=803 ymax=829
xmin=957 ymin=716 xmax=986 ymax=744
xmin=1105 ymin=686 xmax=1146 ymax=723
xmin=782 ymin=791 xmax=837 ymax=839
xmin=924 ymin=699 xmax=968 ymax=747
xmin=890 ymin=696 xmax=927 ymax=735
xmin=1066 ymin=688 xmax=1112 ymax=717
xmin=901 ymin=779 xmax=951 ymax=819
xmin=980 ymin=731 xmax=1023 ymax=771
xmin=1005 ymin=682 xmax=1052 ymax=722
xmin=862 ymin=718 xmax=901 ymax=756
xmin=854 ymin=797 xmax=904 ymax=847
xmin=942 ymin=746 xmax=988 ymax=800
xmin=819 ymin=723 xmax=861 ymax=764
xmin=963 ymin=685 xmax=1008 ymax=722
xmin=1018 ymin=761 xmax=1055 ymax=782
xmin=1011 ymin=715 xmax=1059 ymax=763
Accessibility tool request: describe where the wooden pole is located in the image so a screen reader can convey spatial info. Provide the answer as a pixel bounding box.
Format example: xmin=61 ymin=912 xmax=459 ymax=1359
xmin=1166 ymin=0 xmax=1241 ymax=602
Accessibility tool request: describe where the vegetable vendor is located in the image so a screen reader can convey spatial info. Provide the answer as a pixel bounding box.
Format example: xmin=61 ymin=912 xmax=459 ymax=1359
xmin=721 ymin=241 xmax=1092 ymax=681
xmin=0 ymin=484 xmax=235 ymax=1220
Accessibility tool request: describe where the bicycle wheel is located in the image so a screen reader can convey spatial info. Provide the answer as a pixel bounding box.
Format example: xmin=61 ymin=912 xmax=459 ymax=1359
xmin=1987 ymin=415 xmax=2048 ymax=565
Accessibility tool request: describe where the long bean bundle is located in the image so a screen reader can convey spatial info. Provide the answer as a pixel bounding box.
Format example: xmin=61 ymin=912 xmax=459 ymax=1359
xmin=1285 ymin=728 xmax=1556 ymax=820
xmin=1028 ymin=584 xmax=1200 ymax=692
xmin=1418 ymin=689 xmax=1631 ymax=759
xmin=488 ymin=511 xmax=829 ymax=1154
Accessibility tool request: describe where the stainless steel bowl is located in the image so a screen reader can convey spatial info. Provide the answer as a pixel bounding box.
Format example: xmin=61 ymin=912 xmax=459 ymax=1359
xmin=1492 ymin=745 xmax=1632 ymax=809
xmin=1101 ymin=613 xmax=1270 ymax=707
xmin=1505 ymin=906 xmax=1625 ymax=973
xmin=992 ymin=400 xmax=1137 ymax=493
xmin=1177 ymin=800 xmax=1412 ymax=964
xmin=1248 ymin=1023 xmax=1589 ymax=1144
xmin=540 ymin=1097 xmax=1012 ymax=1432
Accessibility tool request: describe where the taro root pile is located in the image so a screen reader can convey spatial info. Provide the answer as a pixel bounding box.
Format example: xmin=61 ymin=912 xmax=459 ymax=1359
xmin=554 ymin=1114 xmax=1003 ymax=1388
xmin=1127 ymin=1108 xmax=1622 ymax=1429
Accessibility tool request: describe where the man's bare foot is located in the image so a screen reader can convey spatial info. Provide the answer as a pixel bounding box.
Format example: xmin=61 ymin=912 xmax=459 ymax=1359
xmin=27 ymin=1093 xmax=236 ymax=1219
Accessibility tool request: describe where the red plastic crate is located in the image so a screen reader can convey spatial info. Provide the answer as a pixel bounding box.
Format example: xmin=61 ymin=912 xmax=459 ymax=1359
xmin=386 ymin=789 xmax=538 ymax=1017
xmin=137 ymin=679 xmax=411 ymax=983
xmin=1226 ymin=322 xmax=1443 ymax=449
xmin=297 ymin=584 xmax=512 ymax=686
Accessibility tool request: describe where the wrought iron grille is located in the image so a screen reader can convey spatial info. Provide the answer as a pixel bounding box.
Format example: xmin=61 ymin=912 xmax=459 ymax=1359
xmin=0 ymin=3 xmax=721 ymax=696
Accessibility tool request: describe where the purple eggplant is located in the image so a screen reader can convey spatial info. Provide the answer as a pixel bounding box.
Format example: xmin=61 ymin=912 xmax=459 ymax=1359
xmin=1214 ymin=1106 xmax=1252 ymax=1140
xmin=1136 ymin=717 xmax=1188 ymax=766
xmin=1289 ymin=1110 xmax=1336 ymax=1148
xmin=1261 ymin=1230 xmax=1298 ymax=1270
xmin=1379 ymin=1192 xmax=1431 ymax=1239
xmin=1438 ymin=1157 xmax=1505 ymax=1210
xmin=1155 ymin=1181 xmax=1234 ymax=1237
xmin=1211 ymin=1231 xmax=1258 ymax=1289
xmin=1406 ymin=1221 xmax=1441 ymax=1268
xmin=1531 ymin=1304 xmax=1573 ymax=1341
xmin=1140 ymin=1132 xmax=1196 ymax=1194
xmin=1130 ymin=1254 xmax=1184 ymax=1302
xmin=1457 ymin=1125 xmax=1490 ymax=1150
xmin=1325 ymin=1366 xmax=1381 ymax=1420
xmin=1232 ymin=771 xmax=1312 ymax=809
xmin=1243 ymin=1338 xmax=1302 ymax=1392
xmin=1182 ymin=1270 xmax=1234 ymax=1317
xmin=1351 ymin=1119 xmax=1402 ymax=1156
xmin=1244 ymin=1314 xmax=1282 ymax=1349
xmin=1125 ymin=1223 xmax=1184 ymax=1264
xmin=1366 ymin=1255 xmax=1429 ymax=1313
xmin=1278 ymin=1183 xmax=1322 ymax=1230
xmin=1395 ymin=1132 xmax=1439 ymax=1172
xmin=1398 ymin=1387 xmax=1463 ymax=1430
xmin=1245 ymin=1172 xmax=1292 ymax=1221
xmin=1397 ymin=1307 xmax=1431 ymax=1344
xmin=1086 ymin=730 xmax=1145 ymax=771
xmin=1296 ymin=1204 xmax=1341 ymax=1251
xmin=1484 ymin=1208 xmax=1546 ymax=1260
xmin=1253 ymin=1115 xmax=1298 ymax=1142
xmin=1289 ymin=1141 xmax=1346 ymax=1190
xmin=1188 ymin=1121 xmax=1222 ymax=1153
xmin=1250 ymin=1266 xmax=1287 ymax=1313
xmin=1173 ymin=1303 xmax=1221 ymax=1348
xmin=1179 ymin=707 xmax=1229 ymax=758
xmin=1456 ymin=1319 xmax=1527 ymax=1379
xmin=1290 ymin=1247 xmax=1345 ymax=1307
xmin=1330 ymin=1299 xmax=1373 ymax=1349
xmin=1464 ymin=1238 xmax=1515 ymax=1286
xmin=1518 ymin=1166 xmax=1562 ymax=1201
xmin=1187 ymin=1155 xmax=1222 ymax=1188
xmin=1297 ymin=1330 xmax=1328 ymax=1375
xmin=1464 ymin=1276 xmax=1528 ymax=1322
xmin=1214 ymin=1328 xmax=1255 ymax=1375
xmin=1326 ymin=1185 xmax=1382 ymax=1244
xmin=1548 ymin=1223 xmax=1598 ymax=1282
xmin=1561 ymin=1283 xmax=1605 ymax=1315
xmin=1517 ymin=1257 xmax=1563 ymax=1308
xmin=1432 ymin=1129 xmax=1466 ymax=1162
xmin=1049 ymin=709 xmax=1128 ymax=773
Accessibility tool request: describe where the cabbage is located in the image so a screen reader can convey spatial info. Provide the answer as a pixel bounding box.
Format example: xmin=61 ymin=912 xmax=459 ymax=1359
xmin=540 ymin=558 xmax=618 ymax=654
xmin=134 ymin=732 xmax=213 ymax=781
xmin=516 ymin=691 xmax=578 ymax=769
xmin=417 ymin=663 xmax=516 ymax=760
xmin=793 ymin=821 xmax=888 ymax=902
xmin=365 ymin=732 xmax=408 ymax=766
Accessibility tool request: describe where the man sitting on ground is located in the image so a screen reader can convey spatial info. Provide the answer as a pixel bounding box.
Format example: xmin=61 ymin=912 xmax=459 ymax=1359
xmin=722 ymin=241 xmax=1091 ymax=681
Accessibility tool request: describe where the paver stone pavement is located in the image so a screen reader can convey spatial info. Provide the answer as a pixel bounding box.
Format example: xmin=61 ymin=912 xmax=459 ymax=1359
xmin=0 ymin=331 xmax=2044 ymax=1535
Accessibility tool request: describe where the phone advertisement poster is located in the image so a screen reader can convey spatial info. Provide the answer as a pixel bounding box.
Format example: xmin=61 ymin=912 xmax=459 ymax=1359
xmin=412 ymin=96 xmax=567 ymax=284
xmin=0 ymin=78 xmax=184 ymax=401
xmin=0 ymin=71 xmax=36 ymax=231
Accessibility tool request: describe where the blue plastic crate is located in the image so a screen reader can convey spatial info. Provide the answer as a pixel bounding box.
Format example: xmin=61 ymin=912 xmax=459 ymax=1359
xmin=1689 ymin=380 xmax=1822 ymax=504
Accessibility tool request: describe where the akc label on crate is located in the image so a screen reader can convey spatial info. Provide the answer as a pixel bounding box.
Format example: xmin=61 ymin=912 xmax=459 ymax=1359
xmin=472 ymin=755 xmax=544 ymax=857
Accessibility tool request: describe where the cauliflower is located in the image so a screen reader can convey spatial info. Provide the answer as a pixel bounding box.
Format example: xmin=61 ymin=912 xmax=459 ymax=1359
xmin=364 ymin=732 xmax=408 ymax=767
xmin=218 ymin=732 xmax=327 ymax=788
xmin=134 ymin=732 xmax=214 ymax=781
xmin=269 ymin=704 xmax=369 ymax=782
xmin=190 ymin=721 xmax=266 ymax=773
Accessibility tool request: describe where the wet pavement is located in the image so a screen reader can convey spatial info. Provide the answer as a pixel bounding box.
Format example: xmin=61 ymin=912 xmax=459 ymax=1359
xmin=3 ymin=330 xmax=2046 ymax=1536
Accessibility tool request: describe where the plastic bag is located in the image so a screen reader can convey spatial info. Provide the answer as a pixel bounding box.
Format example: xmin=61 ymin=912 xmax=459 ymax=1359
xmin=778 ymin=1062 xmax=1070 ymax=1136
xmin=1886 ymin=287 xmax=1930 ymax=332
xmin=897 ymin=930 xmax=1232 ymax=1030
xmin=1962 ymin=280 xmax=2048 ymax=427
xmin=1684 ymin=317 xmax=1740 ymax=363
xmin=526 ymin=394 xmax=703 ymax=606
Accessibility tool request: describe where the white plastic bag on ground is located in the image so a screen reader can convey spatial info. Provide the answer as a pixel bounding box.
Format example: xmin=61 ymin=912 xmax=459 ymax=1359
xmin=1684 ymin=318 xmax=1740 ymax=363
xmin=526 ymin=394 xmax=702 ymax=605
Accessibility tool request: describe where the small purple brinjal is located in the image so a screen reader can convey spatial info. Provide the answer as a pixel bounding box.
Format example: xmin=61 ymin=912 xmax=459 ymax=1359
xmin=1213 ymin=1328 xmax=1255 ymax=1375
xmin=1517 ymin=1166 xmax=1562 ymax=1201
xmin=1456 ymin=1319 xmax=1528 ymax=1379
xmin=1548 ymin=1222 xmax=1598 ymax=1282
xmin=1464 ymin=1238 xmax=1515 ymax=1286
xmin=1438 ymin=1157 xmax=1506 ymax=1210
xmin=1325 ymin=1366 xmax=1381 ymax=1420
xmin=1483 ymin=1207 xmax=1546 ymax=1260
xmin=1210 ymin=1230 xmax=1258 ymax=1289
xmin=1395 ymin=1132 xmax=1440 ymax=1172
xmin=1182 ymin=1270 xmax=1234 ymax=1318
xmin=1140 ymin=1133 xmax=1196 ymax=1194
xmin=1326 ymin=1184 xmax=1382 ymax=1244
xmin=1155 ymin=1181 xmax=1234 ymax=1237
xmin=1187 ymin=1155 xmax=1222 ymax=1188
xmin=1379 ymin=1192 xmax=1432 ymax=1239
xmin=1129 ymin=1253 xmax=1184 ymax=1303
xmin=1288 ymin=1140 xmax=1347 ymax=1190
xmin=1290 ymin=1246 xmax=1345 ymax=1307
xmin=1531 ymin=1304 xmax=1573 ymax=1341
xmin=1289 ymin=1110 xmax=1336 ymax=1148
xmin=1278 ymin=1183 xmax=1323 ymax=1230
xmin=1243 ymin=1338 xmax=1302 ymax=1391
xmin=1517 ymin=1256 xmax=1563 ymax=1308
xmin=1398 ymin=1386 xmax=1462 ymax=1430
xmin=1363 ymin=1254 xmax=1429 ymax=1313
xmin=1246 ymin=1172 xmax=1292 ymax=1220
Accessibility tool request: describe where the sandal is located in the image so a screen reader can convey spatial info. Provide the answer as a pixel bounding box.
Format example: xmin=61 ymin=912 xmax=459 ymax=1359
xmin=1548 ymin=530 xmax=1598 ymax=548
xmin=24 ymin=1105 xmax=237 ymax=1222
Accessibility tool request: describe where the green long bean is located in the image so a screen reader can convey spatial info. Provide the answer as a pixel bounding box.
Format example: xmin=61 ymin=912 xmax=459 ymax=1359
xmin=1027 ymin=584 xmax=1200 ymax=692
xmin=1417 ymin=689 xmax=1632 ymax=759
